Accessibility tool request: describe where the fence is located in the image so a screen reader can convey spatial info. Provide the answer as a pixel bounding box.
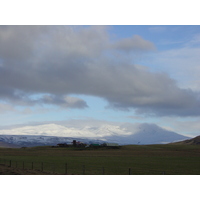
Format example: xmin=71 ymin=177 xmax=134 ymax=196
xmin=0 ymin=157 xmax=168 ymax=175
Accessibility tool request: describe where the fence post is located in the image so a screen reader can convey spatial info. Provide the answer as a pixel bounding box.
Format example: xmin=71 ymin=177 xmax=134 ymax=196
xmin=65 ymin=163 xmax=68 ymax=175
xmin=129 ymin=168 xmax=131 ymax=175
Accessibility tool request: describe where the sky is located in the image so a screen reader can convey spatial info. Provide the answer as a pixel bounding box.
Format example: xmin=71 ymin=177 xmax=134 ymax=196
xmin=0 ymin=25 xmax=200 ymax=137
xmin=0 ymin=1 xmax=199 ymax=197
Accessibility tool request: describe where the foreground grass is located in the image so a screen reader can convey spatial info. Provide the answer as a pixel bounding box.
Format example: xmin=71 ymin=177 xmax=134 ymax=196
xmin=0 ymin=144 xmax=200 ymax=175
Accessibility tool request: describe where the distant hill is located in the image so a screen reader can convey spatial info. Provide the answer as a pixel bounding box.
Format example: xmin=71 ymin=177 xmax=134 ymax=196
xmin=172 ymin=135 xmax=200 ymax=145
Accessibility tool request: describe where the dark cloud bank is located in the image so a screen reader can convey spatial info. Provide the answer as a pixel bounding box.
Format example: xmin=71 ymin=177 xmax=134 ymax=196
xmin=0 ymin=25 xmax=200 ymax=116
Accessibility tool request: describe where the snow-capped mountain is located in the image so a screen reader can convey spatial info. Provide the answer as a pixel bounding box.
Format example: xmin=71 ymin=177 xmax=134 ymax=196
xmin=0 ymin=135 xmax=105 ymax=147
xmin=104 ymin=123 xmax=189 ymax=144
xmin=0 ymin=122 xmax=190 ymax=147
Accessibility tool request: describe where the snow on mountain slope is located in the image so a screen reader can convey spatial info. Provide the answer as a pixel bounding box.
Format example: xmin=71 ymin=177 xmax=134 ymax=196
xmin=0 ymin=123 xmax=132 ymax=138
xmin=0 ymin=123 xmax=190 ymax=146
xmin=0 ymin=135 xmax=104 ymax=147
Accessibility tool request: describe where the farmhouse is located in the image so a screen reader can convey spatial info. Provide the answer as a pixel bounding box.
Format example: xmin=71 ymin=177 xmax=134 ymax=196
xmin=54 ymin=140 xmax=120 ymax=149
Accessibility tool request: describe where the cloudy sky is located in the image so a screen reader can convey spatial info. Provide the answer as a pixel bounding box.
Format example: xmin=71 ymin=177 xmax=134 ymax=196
xmin=0 ymin=25 xmax=200 ymax=136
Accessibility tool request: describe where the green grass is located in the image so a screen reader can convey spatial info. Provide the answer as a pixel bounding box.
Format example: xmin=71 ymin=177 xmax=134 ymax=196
xmin=0 ymin=144 xmax=200 ymax=175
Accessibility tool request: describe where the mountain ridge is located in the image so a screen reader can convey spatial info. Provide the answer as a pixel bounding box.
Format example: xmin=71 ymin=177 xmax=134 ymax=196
xmin=0 ymin=123 xmax=190 ymax=147
xmin=172 ymin=135 xmax=200 ymax=145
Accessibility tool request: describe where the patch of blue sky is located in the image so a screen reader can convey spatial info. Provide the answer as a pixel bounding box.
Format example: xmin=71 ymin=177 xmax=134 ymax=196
xmin=111 ymin=25 xmax=200 ymax=50
xmin=0 ymin=93 xmax=145 ymax=126
xmin=66 ymin=94 xmax=115 ymax=121
xmin=6 ymin=94 xmax=119 ymax=125
xmin=66 ymin=94 xmax=160 ymax=125
xmin=0 ymin=113 xmax=18 ymax=126
xmin=65 ymin=95 xmax=123 ymax=122
xmin=28 ymin=93 xmax=47 ymax=100
xmin=10 ymin=105 xmax=65 ymax=125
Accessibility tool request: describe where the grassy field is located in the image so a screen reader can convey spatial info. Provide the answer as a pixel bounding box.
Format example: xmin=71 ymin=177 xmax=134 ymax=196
xmin=0 ymin=144 xmax=200 ymax=175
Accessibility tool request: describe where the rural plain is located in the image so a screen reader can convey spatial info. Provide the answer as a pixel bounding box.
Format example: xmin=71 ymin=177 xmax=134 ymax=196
xmin=0 ymin=144 xmax=200 ymax=175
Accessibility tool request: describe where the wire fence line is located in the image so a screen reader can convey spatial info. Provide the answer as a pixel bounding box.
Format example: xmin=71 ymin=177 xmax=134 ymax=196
xmin=0 ymin=158 xmax=168 ymax=175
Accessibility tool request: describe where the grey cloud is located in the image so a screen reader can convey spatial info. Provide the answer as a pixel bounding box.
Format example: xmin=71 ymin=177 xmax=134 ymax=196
xmin=0 ymin=84 xmax=88 ymax=109
xmin=0 ymin=25 xmax=200 ymax=116
xmin=37 ymin=95 xmax=88 ymax=109
xmin=0 ymin=25 xmax=49 ymax=61
xmin=0 ymin=86 xmax=31 ymax=105
xmin=97 ymin=66 xmax=200 ymax=116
